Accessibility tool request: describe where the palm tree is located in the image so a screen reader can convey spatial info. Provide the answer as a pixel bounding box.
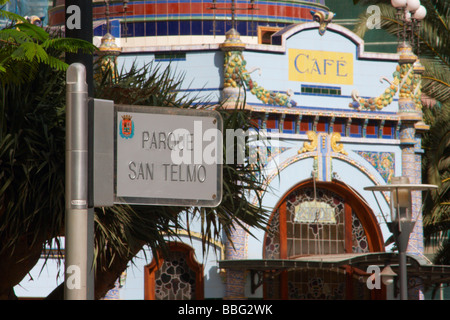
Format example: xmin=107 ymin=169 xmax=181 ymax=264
xmin=352 ymin=0 xmax=449 ymax=103
xmin=87 ymin=60 xmax=270 ymax=299
xmin=352 ymin=0 xmax=450 ymax=264
xmin=422 ymin=103 xmax=450 ymax=265
xmin=0 ymin=4 xmax=96 ymax=299
xmin=0 ymin=7 xmax=269 ymax=299
xmin=0 ymin=4 xmax=94 ymax=85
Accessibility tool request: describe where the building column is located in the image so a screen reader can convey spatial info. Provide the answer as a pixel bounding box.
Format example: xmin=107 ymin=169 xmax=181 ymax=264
xmin=224 ymin=222 xmax=248 ymax=299
xmin=397 ymin=43 xmax=428 ymax=300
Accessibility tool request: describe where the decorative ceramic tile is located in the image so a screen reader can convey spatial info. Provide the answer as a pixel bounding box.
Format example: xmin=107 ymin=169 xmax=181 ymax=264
xmin=355 ymin=151 xmax=395 ymax=183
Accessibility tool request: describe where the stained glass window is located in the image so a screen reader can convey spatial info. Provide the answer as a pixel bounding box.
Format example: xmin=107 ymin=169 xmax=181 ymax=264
xmin=154 ymin=251 xmax=197 ymax=300
xmin=288 ymin=270 xmax=346 ymax=300
xmin=352 ymin=210 xmax=369 ymax=253
xmin=264 ymin=184 xmax=372 ymax=299
xmin=286 ymin=187 xmax=345 ymax=257
xmin=265 ymin=209 xmax=281 ymax=259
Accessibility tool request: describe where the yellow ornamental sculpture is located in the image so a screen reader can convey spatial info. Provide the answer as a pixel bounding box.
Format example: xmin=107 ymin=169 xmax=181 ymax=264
xmin=298 ymin=131 xmax=347 ymax=155
xmin=330 ymin=132 xmax=347 ymax=155
xmin=349 ymin=69 xmax=401 ymax=111
xmin=299 ymin=131 xmax=318 ymax=153
xmin=221 ymin=28 xmax=297 ymax=108
xmin=349 ymin=43 xmax=423 ymax=112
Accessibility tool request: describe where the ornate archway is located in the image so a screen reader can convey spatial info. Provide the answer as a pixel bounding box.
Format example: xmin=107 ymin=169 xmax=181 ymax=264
xmin=144 ymin=242 xmax=204 ymax=300
xmin=263 ymin=178 xmax=385 ymax=299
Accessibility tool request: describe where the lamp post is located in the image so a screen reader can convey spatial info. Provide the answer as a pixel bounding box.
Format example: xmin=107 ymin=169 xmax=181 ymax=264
xmin=364 ymin=177 xmax=436 ymax=300
xmin=390 ymin=0 xmax=427 ymax=50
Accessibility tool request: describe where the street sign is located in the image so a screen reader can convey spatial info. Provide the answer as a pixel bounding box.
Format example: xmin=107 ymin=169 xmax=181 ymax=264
xmin=115 ymin=104 xmax=223 ymax=207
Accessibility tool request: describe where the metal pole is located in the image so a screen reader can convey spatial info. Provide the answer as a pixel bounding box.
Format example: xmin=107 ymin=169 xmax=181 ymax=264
xmin=396 ymin=220 xmax=414 ymax=300
xmin=65 ymin=0 xmax=93 ymax=97
xmin=65 ymin=63 xmax=94 ymax=300
xmin=399 ymin=250 xmax=408 ymax=300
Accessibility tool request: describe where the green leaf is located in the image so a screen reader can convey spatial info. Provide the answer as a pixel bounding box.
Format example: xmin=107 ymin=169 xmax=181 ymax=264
xmin=45 ymin=55 xmax=69 ymax=71
xmin=0 ymin=8 xmax=26 ymax=24
xmin=0 ymin=28 xmax=32 ymax=43
xmin=41 ymin=37 xmax=96 ymax=54
xmin=15 ymin=22 xmax=49 ymax=42
xmin=10 ymin=41 xmax=48 ymax=63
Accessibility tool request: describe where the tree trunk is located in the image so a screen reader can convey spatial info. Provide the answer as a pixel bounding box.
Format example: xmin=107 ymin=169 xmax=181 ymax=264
xmin=0 ymin=236 xmax=44 ymax=300
xmin=45 ymin=243 xmax=145 ymax=300
xmin=94 ymin=244 xmax=144 ymax=300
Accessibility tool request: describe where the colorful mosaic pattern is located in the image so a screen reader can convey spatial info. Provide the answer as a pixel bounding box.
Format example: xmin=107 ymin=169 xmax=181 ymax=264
xmin=102 ymin=279 xmax=121 ymax=300
xmin=355 ymin=151 xmax=395 ymax=183
xmin=352 ymin=212 xmax=369 ymax=253
xmin=223 ymin=49 xmax=297 ymax=107
xmin=349 ymin=44 xmax=423 ymax=112
xmin=224 ymin=221 xmax=248 ymax=299
xmin=412 ymin=61 xmax=424 ymax=110
xmin=50 ymin=1 xmax=327 ymax=32
xmin=154 ymin=251 xmax=197 ymax=300
xmin=401 ymin=146 xmax=424 ymax=255
xmin=288 ymin=271 xmax=346 ymax=300
xmin=265 ymin=209 xmax=280 ymax=259
xmin=349 ymin=71 xmax=399 ymax=111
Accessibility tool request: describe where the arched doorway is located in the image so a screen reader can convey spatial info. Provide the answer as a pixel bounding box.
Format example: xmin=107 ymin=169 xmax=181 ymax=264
xmin=144 ymin=242 xmax=204 ymax=300
xmin=263 ymin=179 xmax=385 ymax=300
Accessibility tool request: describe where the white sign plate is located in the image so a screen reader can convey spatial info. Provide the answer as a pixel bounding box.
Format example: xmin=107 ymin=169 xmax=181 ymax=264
xmin=115 ymin=105 xmax=223 ymax=207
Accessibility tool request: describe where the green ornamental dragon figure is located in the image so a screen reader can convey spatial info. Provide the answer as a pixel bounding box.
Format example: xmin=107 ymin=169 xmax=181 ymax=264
xmin=223 ymin=49 xmax=297 ymax=107
xmin=349 ymin=43 xmax=423 ymax=112
xmin=220 ymin=28 xmax=297 ymax=108
xmin=220 ymin=10 xmax=335 ymax=108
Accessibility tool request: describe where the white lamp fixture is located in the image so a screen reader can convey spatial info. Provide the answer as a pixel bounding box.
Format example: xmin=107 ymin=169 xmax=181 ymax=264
xmin=390 ymin=176 xmax=412 ymax=223
xmin=413 ymin=5 xmax=427 ymax=20
xmin=391 ymin=0 xmax=407 ymax=8
xmin=364 ymin=179 xmax=437 ymax=300
xmin=404 ymin=11 xmax=412 ymax=22
xmin=380 ymin=265 xmax=397 ymax=286
xmin=406 ymin=0 xmax=421 ymax=12
xmin=364 ymin=177 xmax=436 ymax=225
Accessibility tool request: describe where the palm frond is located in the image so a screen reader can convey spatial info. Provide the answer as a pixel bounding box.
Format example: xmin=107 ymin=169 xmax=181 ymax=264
xmin=353 ymin=3 xmax=401 ymax=40
xmin=41 ymin=37 xmax=96 ymax=54
xmin=10 ymin=41 xmax=48 ymax=62
xmin=422 ymin=102 xmax=450 ymax=242
xmin=0 ymin=9 xmax=95 ymax=87
xmin=353 ymin=0 xmax=450 ymax=105
xmin=94 ymin=60 xmax=269 ymax=263
xmin=0 ymin=27 xmax=32 ymax=43
xmin=14 ymin=22 xmax=49 ymax=43
xmin=433 ymin=237 xmax=450 ymax=265
xmin=0 ymin=15 xmax=93 ymax=268
xmin=418 ymin=1 xmax=450 ymax=66
xmin=0 ymin=7 xmax=26 ymax=24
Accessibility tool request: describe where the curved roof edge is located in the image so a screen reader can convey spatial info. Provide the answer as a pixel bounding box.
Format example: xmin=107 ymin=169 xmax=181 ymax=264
xmin=120 ymin=22 xmax=399 ymax=62
xmin=256 ymin=22 xmax=399 ymax=61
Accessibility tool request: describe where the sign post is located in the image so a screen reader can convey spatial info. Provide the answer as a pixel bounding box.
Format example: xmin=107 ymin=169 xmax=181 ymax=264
xmin=65 ymin=63 xmax=94 ymax=300
xmin=64 ymin=89 xmax=222 ymax=299
xmin=115 ymin=105 xmax=223 ymax=207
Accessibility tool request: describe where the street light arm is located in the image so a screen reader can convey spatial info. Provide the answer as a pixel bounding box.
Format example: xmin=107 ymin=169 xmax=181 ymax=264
xmin=364 ymin=184 xmax=438 ymax=192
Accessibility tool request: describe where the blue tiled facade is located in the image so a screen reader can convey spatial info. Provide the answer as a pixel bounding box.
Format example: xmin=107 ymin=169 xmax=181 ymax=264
xmin=15 ymin=0 xmax=438 ymax=301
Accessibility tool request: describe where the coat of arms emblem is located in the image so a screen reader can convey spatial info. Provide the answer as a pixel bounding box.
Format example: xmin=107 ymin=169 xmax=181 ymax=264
xmin=120 ymin=114 xmax=134 ymax=139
